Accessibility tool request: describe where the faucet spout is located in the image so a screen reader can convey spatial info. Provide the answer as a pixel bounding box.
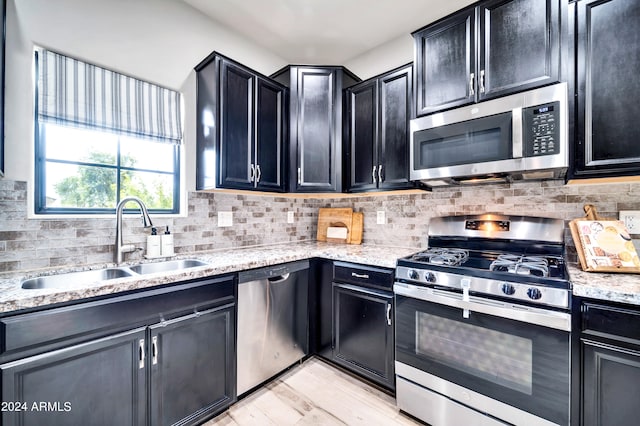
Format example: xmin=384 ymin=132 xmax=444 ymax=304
xmin=115 ymin=196 xmax=154 ymax=264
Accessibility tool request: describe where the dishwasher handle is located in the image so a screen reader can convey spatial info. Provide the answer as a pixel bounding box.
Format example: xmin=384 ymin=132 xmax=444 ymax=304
xmin=267 ymin=273 xmax=290 ymax=283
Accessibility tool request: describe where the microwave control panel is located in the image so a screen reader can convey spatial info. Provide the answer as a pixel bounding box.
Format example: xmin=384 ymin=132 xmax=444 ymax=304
xmin=523 ymin=101 xmax=561 ymax=156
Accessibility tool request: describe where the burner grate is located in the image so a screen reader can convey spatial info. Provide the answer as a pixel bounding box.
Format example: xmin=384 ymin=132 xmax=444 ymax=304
xmin=489 ymin=255 xmax=550 ymax=277
xmin=412 ymin=248 xmax=469 ymax=266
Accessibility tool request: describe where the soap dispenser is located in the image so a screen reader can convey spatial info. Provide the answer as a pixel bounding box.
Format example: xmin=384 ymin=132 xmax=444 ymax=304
xmin=161 ymin=226 xmax=174 ymax=256
xmin=147 ymin=227 xmax=161 ymax=258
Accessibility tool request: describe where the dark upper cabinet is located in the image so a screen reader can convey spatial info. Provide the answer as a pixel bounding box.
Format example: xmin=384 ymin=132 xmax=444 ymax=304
xmin=346 ymin=64 xmax=413 ymax=192
xmin=571 ymin=0 xmax=640 ymax=179
xmin=413 ymin=0 xmax=561 ymax=116
xmin=272 ymin=66 xmax=359 ymax=193
xmin=195 ymin=53 xmax=287 ymax=192
xmin=1 ymin=0 xmax=5 ymax=177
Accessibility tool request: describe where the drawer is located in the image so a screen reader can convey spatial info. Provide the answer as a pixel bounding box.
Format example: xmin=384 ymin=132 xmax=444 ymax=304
xmin=333 ymin=261 xmax=394 ymax=291
xmin=0 ymin=275 xmax=235 ymax=362
xmin=582 ymin=302 xmax=640 ymax=344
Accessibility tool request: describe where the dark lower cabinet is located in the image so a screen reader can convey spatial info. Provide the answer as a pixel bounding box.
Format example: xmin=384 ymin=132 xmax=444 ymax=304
xmin=1 ymin=328 xmax=147 ymax=426
xmin=150 ymin=306 xmax=235 ymax=426
xmin=330 ymin=262 xmax=395 ymax=391
xmin=0 ymin=276 xmax=236 ymax=426
xmin=572 ymin=0 xmax=640 ymax=179
xmin=346 ymin=64 xmax=413 ymax=192
xmin=580 ymin=299 xmax=640 ymax=426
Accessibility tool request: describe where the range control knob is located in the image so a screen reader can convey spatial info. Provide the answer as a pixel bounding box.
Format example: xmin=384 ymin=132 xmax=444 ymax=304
xmin=527 ymin=288 xmax=542 ymax=300
xmin=408 ymin=269 xmax=419 ymax=280
xmin=425 ymin=272 xmax=437 ymax=283
xmin=501 ymin=283 xmax=516 ymax=296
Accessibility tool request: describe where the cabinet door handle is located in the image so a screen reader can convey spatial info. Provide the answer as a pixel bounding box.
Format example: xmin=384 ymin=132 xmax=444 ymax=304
xmin=152 ymin=336 xmax=158 ymax=365
xmin=250 ymin=164 xmax=255 ymax=182
xmin=469 ymin=72 xmax=475 ymax=96
xmin=351 ymin=272 xmax=370 ymax=279
xmin=255 ymin=164 xmax=261 ymax=183
xmin=372 ymin=165 xmax=377 ymax=183
xmin=297 ymin=167 xmax=302 ymax=185
xmin=378 ymin=164 xmax=383 ymax=183
xmin=386 ymin=303 xmax=392 ymax=326
xmin=479 ymin=70 xmax=485 ymax=94
xmin=138 ymin=339 xmax=145 ymax=369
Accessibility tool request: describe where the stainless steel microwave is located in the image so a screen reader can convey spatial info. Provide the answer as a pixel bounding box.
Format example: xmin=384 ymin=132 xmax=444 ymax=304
xmin=410 ymin=82 xmax=568 ymax=186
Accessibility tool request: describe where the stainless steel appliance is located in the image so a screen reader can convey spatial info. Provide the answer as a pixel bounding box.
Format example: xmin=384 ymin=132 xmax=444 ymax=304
xmin=237 ymin=260 xmax=309 ymax=396
xmin=410 ymin=83 xmax=568 ymax=187
xmin=394 ymin=214 xmax=572 ymax=425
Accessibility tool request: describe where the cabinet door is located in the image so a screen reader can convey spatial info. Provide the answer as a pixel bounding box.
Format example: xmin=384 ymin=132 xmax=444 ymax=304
xmin=218 ymin=59 xmax=255 ymax=190
xmin=332 ymin=283 xmax=394 ymax=390
xmin=478 ymin=0 xmax=560 ymax=100
xmin=255 ymin=77 xmax=286 ymax=191
xmin=295 ymin=68 xmax=337 ymax=192
xmin=195 ymin=55 xmax=219 ymax=190
xmin=347 ymin=80 xmax=378 ymax=192
xmin=414 ymin=8 xmax=476 ymax=116
xmin=379 ymin=66 xmax=413 ymax=190
xmin=1 ymin=328 xmax=147 ymax=426
xmin=573 ymin=0 xmax=640 ymax=178
xmin=582 ymin=339 xmax=640 ymax=426
xmin=150 ymin=305 xmax=235 ymax=426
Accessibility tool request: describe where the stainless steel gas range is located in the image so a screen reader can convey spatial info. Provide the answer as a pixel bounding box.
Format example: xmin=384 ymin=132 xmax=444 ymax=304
xmin=394 ymin=214 xmax=572 ymax=426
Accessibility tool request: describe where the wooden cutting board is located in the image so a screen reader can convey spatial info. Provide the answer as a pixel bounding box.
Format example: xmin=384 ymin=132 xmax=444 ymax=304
xmin=317 ymin=208 xmax=353 ymax=242
xmin=349 ymin=212 xmax=363 ymax=245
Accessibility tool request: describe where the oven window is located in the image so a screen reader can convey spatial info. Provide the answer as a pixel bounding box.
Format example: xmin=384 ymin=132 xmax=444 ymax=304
xmin=416 ymin=312 xmax=533 ymax=395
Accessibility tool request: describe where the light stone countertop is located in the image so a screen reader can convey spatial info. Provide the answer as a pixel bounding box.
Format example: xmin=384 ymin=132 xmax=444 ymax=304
xmin=2 ymin=241 xmax=640 ymax=315
xmin=569 ymin=265 xmax=640 ymax=306
xmin=0 ymin=241 xmax=417 ymax=314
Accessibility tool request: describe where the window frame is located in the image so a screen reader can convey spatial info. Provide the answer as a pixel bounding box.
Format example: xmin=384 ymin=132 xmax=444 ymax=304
xmin=33 ymin=50 xmax=182 ymax=216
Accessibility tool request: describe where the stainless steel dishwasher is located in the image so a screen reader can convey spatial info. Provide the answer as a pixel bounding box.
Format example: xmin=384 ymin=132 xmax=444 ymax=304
xmin=237 ymin=260 xmax=309 ymax=395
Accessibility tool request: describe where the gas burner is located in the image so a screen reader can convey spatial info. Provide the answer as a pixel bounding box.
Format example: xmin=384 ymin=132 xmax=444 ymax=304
xmin=489 ymin=255 xmax=550 ymax=277
xmin=412 ymin=248 xmax=469 ymax=266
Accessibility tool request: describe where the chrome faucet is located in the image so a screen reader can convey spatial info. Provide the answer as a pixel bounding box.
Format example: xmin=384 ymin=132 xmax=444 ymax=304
xmin=115 ymin=196 xmax=154 ymax=264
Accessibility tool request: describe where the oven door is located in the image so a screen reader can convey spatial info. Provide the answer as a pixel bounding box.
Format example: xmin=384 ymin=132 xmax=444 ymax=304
xmin=394 ymin=283 xmax=571 ymax=425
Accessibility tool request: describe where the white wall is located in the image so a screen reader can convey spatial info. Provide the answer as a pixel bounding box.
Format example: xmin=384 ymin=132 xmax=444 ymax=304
xmin=3 ymin=0 xmax=288 ymax=190
xmin=343 ymin=33 xmax=414 ymax=81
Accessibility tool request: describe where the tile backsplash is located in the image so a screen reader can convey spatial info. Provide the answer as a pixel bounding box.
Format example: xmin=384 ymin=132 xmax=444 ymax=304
xmin=2 ymin=178 xmax=640 ymax=272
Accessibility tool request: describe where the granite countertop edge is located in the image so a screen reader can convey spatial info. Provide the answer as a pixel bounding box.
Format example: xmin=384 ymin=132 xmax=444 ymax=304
xmin=0 ymin=241 xmax=417 ymax=314
xmin=2 ymin=242 xmax=640 ymax=314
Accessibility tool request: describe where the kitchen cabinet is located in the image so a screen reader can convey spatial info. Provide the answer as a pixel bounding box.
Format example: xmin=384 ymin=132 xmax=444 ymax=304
xmin=0 ymin=0 xmax=5 ymax=177
xmin=571 ymin=0 xmax=640 ymax=179
xmin=346 ymin=64 xmax=414 ymax=192
xmin=0 ymin=275 xmax=236 ymax=426
xmin=308 ymin=258 xmax=334 ymax=359
xmin=579 ymin=299 xmax=640 ymax=425
xmin=413 ymin=0 xmax=562 ymax=116
xmin=331 ymin=262 xmax=395 ymax=391
xmin=271 ymin=66 xmax=360 ymax=193
xmin=195 ymin=53 xmax=287 ymax=192
xmin=150 ymin=306 xmax=235 ymax=426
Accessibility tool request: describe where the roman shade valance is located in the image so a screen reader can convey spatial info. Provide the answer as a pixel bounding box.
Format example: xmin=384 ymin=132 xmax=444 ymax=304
xmin=37 ymin=48 xmax=183 ymax=143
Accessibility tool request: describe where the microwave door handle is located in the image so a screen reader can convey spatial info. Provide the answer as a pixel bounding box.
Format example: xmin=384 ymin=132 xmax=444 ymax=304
xmin=512 ymin=107 xmax=523 ymax=158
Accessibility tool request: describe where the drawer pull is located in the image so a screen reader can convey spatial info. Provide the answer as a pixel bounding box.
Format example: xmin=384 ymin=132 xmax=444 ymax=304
xmin=351 ymin=272 xmax=369 ymax=279
xmin=386 ymin=303 xmax=392 ymax=326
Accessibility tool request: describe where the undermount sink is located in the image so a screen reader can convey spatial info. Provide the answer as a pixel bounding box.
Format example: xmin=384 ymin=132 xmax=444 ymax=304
xmin=128 ymin=259 xmax=209 ymax=275
xmin=21 ymin=268 xmax=134 ymax=290
xmin=20 ymin=259 xmax=210 ymax=290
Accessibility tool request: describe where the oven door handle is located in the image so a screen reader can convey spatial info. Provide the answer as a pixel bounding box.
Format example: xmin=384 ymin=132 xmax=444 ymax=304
xmin=394 ymin=283 xmax=570 ymax=331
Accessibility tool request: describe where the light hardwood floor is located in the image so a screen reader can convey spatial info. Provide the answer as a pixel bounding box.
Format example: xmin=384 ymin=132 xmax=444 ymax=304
xmin=204 ymin=357 xmax=421 ymax=425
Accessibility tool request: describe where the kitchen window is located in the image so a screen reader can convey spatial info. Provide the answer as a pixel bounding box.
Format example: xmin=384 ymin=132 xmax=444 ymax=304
xmin=34 ymin=49 xmax=183 ymax=214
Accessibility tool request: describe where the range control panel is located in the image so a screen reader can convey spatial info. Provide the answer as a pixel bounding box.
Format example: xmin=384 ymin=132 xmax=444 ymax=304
xmin=524 ymin=101 xmax=561 ymax=156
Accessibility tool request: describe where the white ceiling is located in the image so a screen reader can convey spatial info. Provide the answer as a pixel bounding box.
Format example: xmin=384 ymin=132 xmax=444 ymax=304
xmin=182 ymin=0 xmax=476 ymax=65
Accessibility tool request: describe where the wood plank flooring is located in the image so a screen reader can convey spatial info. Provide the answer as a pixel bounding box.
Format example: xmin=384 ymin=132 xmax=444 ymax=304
xmin=204 ymin=358 xmax=421 ymax=425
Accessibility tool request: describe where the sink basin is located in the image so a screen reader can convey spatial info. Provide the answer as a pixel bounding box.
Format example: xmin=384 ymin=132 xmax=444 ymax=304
xmin=21 ymin=268 xmax=134 ymax=290
xmin=128 ymin=259 xmax=209 ymax=275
